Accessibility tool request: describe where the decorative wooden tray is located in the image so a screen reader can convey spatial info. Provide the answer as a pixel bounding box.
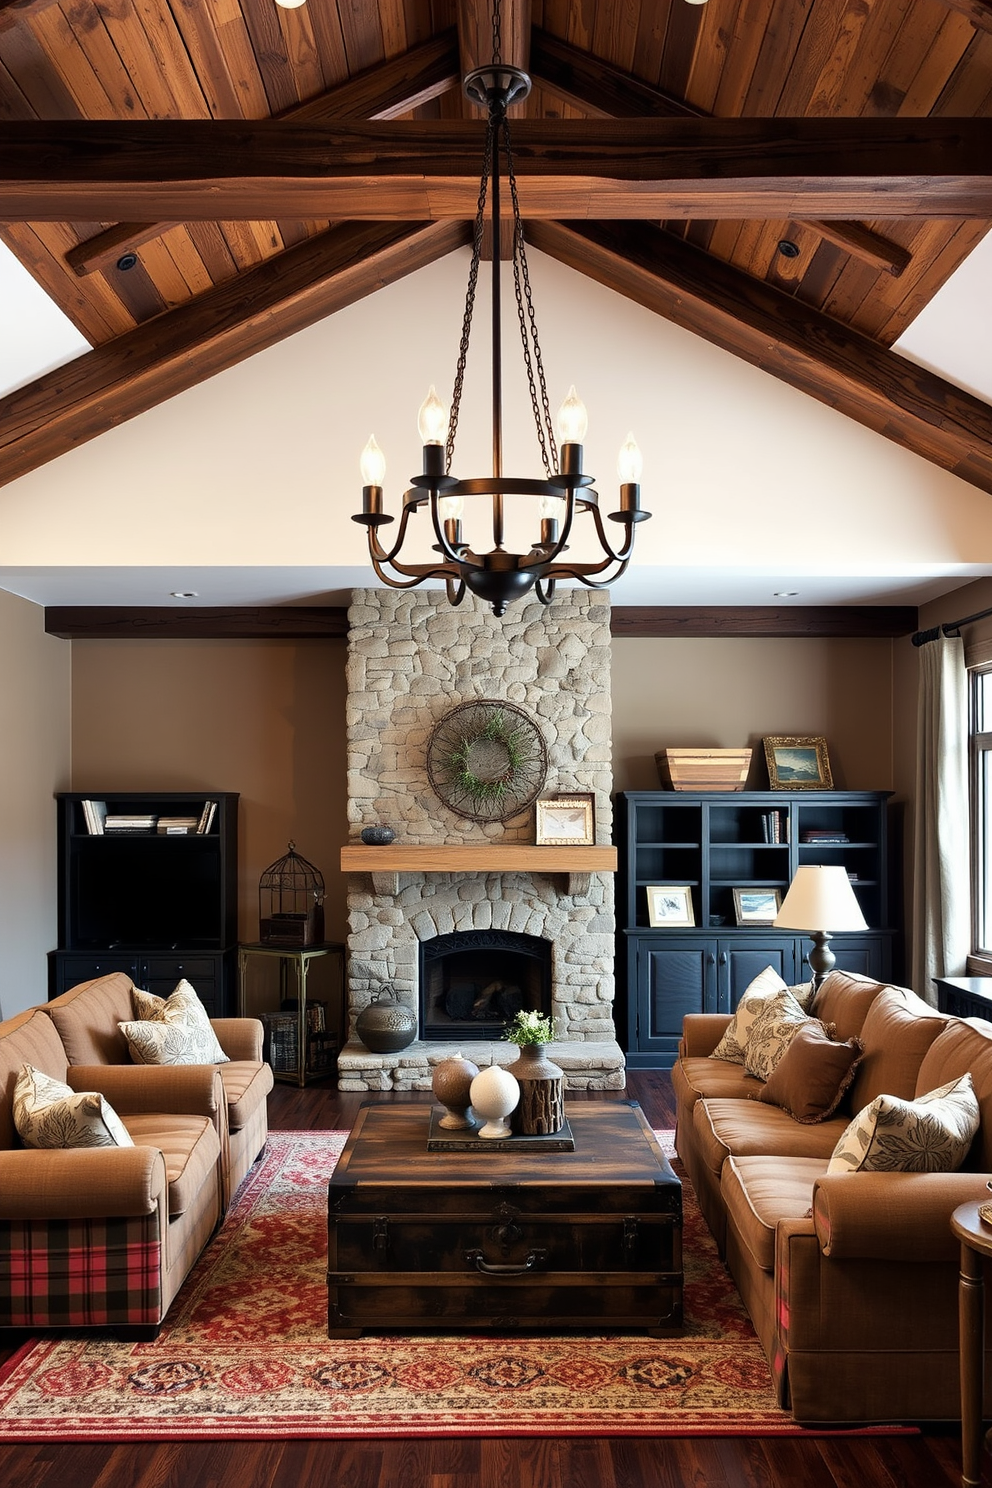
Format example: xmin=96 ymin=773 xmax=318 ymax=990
xmin=656 ymin=747 xmax=752 ymax=791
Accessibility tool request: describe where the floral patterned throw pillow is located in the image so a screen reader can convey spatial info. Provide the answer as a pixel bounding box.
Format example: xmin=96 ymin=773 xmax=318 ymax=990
xmin=710 ymin=967 xmax=787 ymax=1063
xmin=741 ymin=989 xmax=814 ymax=1082
xmin=120 ymin=979 xmax=229 ymax=1066
xmin=13 ymin=1064 xmax=133 ymax=1149
xmin=826 ymin=1072 xmax=980 ymax=1174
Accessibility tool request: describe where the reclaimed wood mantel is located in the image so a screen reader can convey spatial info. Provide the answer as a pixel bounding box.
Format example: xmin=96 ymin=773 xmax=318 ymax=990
xmin=339 ymin=843 xmax=618 ymax=897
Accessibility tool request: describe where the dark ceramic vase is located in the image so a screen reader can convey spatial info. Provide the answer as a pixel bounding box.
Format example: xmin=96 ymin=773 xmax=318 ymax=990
xmin=360 ymin=825 xmax=396 ymax=846
xmin=355 ymin=986 xmax=416 ymax=1052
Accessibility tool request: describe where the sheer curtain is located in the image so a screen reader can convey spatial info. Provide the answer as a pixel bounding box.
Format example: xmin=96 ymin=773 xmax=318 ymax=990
xmin=912 ymin=633 xmax=970 ymax=1002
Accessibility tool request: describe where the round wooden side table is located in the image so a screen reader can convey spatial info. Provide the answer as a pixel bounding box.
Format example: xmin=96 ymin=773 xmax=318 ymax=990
xmin=951 ymin=1201 xmax=992 ymax=1488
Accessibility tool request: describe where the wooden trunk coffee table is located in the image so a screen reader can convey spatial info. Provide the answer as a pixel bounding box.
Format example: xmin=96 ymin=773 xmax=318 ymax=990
xmin=327 ymin=1099 xmax=682 ymax=1337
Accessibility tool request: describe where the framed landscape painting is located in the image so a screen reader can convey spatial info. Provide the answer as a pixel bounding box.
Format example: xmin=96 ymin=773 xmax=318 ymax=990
xmin=763 ymin=735 xmax=833 ymax=790
xmin=733 ymin=887 xmax=782 ymax=927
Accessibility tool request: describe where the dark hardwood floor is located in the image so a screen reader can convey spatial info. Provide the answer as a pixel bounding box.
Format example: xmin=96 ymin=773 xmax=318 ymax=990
xmin=0 ymin=1070 xmax=982 ymax=1488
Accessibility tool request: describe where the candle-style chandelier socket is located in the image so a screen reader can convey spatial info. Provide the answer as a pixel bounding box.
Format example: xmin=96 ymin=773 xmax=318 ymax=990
xmin=352 ymin=0 xmax=651 ymax=617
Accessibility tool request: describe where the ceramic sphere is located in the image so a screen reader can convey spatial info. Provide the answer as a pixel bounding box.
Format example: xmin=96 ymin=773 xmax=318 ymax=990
xmin=469 ymin=1064 xmax=520 ymax=1139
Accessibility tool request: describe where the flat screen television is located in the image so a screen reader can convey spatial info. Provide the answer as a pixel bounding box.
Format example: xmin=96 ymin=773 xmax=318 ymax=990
xmin=70 ymin=838 xmax=223 ymax=949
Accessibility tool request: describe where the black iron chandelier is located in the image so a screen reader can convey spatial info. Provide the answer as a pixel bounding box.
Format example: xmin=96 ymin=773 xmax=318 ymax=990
xmin=353 ymin=1 xmax=651 ymax=618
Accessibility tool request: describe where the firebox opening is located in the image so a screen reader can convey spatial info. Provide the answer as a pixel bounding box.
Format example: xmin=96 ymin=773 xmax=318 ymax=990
xmin=419 ymin=930 xmax=553 ymax=1041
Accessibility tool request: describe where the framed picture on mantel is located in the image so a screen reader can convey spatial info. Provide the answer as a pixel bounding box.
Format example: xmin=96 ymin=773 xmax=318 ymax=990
xmin=535 ymin=794 xmax=595 ymax=846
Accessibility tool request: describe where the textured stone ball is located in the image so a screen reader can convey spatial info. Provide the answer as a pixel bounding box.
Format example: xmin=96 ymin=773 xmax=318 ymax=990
xmin=432 ymin=1056 xmax=479 ymax=1110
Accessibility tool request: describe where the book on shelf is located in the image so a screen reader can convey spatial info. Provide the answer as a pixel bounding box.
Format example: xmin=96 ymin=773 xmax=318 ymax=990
xmin=157 ymin=816 xmax=199 ymax=835
xmin=800 ymin=830 xmax=849 ymax=844
xmin=81 ymin=799 xmax=107 ymax=835
xmin=759 ymin=810 xmax=785 ymax=843
xmin=104 ymin=814 xmax=157 ymax=833
xmin=196 ymin=800 xmax=217 ymax=835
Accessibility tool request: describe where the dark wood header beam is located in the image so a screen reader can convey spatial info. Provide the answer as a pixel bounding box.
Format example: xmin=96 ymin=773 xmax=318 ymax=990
xmin=529 ymin=219 xmax=992 ymax=496
xmin=43 ymin=604 xmax=918 ymax=640
xmin=2 ymin=118 xmax=992 ymax=220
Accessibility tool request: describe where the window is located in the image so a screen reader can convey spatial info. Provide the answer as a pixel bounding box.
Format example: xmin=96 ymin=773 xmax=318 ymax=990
xmin=970 ymin=668 xmax=992 ymax=961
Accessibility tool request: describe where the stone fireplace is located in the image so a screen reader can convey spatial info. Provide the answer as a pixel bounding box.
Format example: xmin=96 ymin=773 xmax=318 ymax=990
xmin=337 ymin=588 xmax=624 ymax=1092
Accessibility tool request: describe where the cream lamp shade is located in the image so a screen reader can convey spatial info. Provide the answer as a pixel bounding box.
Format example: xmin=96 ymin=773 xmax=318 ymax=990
xmin=774 ymin=865 xmax=868 ymax=989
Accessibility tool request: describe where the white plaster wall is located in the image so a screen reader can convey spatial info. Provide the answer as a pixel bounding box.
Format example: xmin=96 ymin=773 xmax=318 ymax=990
xmin=0 ymin=249 xmax=990 ymax=587
xmin=0 ymin=590 xmax=70 ymax=1014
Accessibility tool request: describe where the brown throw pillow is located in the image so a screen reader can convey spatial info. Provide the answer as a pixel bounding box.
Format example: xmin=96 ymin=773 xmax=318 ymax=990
xmin=758 ymin=1021 xmax=865 ymax=1124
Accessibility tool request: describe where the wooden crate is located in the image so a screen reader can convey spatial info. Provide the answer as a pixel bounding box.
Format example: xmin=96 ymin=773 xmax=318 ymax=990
xmin=656 ymin=747 xmax=752 ymax=791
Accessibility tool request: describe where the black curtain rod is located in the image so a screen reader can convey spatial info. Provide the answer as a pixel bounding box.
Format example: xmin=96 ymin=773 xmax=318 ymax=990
xmin=912 ymin=602 xmax=992 ymax=647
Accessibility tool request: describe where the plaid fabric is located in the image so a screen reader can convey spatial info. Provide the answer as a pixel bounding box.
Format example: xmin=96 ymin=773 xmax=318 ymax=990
xmin=0 ymin=1217 xmax=163 ymax=1327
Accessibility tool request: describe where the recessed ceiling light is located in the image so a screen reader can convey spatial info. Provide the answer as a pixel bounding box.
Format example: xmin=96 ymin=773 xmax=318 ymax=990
xmin=274 ymin=0 xmax=307 ymax=8
xmin=116 ymin=252 xmax=138 ymax=272
xmin=773 ymin=591 xmax=799 ymax=598
xmin=170 ymin=591 xmax=198 ymax=599
xmin=777 ymin=240 xmax=800 ymax=259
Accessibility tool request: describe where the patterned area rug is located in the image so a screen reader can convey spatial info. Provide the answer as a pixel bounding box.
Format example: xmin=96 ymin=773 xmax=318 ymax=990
xmin=0 ymin=1129 xmax=912 ymax=1440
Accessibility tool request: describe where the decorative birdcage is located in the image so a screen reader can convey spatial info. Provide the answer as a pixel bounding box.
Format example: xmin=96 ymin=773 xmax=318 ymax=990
xmin=258 ymin=842 xmax=325 ymax=946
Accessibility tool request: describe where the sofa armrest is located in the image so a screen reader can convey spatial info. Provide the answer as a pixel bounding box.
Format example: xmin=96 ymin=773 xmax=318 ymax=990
xmin=811 ymin=1170 xmax=991 ymax=1263
xmin=0 ymin=1146 xmax=167 ymax=1219
xmin=67 ymin=1064 xmax=223 ymax=1119
xmin=211 ymin=1018 xmax=264 ymax=1062
xmin=680 ymin=1014 xmax=733 ymax=1058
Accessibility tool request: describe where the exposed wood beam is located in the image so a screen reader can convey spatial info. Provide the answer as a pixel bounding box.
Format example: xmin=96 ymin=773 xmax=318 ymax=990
xmin=42 ymin=604 xmax=918 ymax=640
xmin=0 ymin=219 xmax=469 ymax=489
xmin=529 ymin=29 xmax=910 ymax=276
xmin=44 ymin=608 xmax=350 ymax=640
xmin=528 ymin=219 xmax=992 ymax=495
xmin=66 ymin=30 xmax=462 ymax=278
xmin=609 ymin=607 xmax=918 ymax=639
xmin=3 ymin=119 xmax=992 ymax=220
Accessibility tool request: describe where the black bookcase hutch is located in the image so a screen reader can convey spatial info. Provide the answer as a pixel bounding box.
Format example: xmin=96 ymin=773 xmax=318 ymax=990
xmin=615 ymin=790 xmax=897 ymax=1070
xmin=50 ymin=791 xmax=239 ymax=1014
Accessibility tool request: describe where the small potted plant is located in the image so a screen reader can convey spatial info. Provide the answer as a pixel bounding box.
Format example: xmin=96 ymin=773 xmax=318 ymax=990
xmin=503 ymin=1010 xmax=564 ymax=1136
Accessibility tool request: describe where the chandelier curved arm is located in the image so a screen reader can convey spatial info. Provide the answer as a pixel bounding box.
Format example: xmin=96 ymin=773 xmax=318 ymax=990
xmin=582 ymin=499 xmax=643 ymax=568
xmin=368 ymin=551 xmax=468 ymax=590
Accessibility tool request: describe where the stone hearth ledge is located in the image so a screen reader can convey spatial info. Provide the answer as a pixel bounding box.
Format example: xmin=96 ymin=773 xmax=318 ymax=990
xmin=337 ymin=1039 xmax=626 ymax=1093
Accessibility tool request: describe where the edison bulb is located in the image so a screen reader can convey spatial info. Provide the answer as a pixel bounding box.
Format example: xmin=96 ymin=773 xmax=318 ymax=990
xmin=557 ymin=385 xmax=588 ymax=444
xmin=438 ymin=494 xmax=464 ymax=522
xmin=617 ymin=432 xmax=643 ymax=483
xmin=360 ymin=435 xmax=386 ymax=487
xmin=418 ymin=385 xmax=448 ymax=444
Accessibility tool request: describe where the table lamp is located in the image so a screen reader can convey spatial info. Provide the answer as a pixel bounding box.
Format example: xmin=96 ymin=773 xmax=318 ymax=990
xmin=773 ymin=864 xmax=868 ymax=990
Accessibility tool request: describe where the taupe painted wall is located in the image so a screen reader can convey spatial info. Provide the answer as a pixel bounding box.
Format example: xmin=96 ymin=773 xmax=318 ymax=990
xmin=0 ymin=590 xmax=70 ymax=1014
xmin=70 ymin=638 xmax=349 ymax=946
xmin=611 ymin=636 xmax=896 ymax=794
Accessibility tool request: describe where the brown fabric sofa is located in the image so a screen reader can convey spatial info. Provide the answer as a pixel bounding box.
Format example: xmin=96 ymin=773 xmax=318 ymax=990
xmin=44 ymin=972 xmax=273 ymax=1205
xmin=673 ymin=968 xmax=992 ymax=1424
xmin=0 ymin=1007 xmax=223 ymax=1332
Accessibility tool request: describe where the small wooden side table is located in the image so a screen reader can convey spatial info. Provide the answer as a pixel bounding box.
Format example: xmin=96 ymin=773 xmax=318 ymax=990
xmin=935 ymin=978 xmax=992 ymax=1020
xmin=238 ymin=941 xmax=345 ymax=1088
xmin=952 ymin=1201 xmax=992 ymax=1488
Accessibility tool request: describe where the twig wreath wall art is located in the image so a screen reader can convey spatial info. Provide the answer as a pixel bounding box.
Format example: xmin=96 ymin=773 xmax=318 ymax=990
xmin=426 ymin=700 xmax=549 ymax=822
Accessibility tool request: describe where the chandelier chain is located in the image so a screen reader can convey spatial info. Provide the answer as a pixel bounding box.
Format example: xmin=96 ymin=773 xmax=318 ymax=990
xmin=503 ymin=116 xmax=558 ymax=478
xmin=492 ymin=0 xmax=502 ymax=66
xmin=445 ymin=110 xmax=497 ymax=473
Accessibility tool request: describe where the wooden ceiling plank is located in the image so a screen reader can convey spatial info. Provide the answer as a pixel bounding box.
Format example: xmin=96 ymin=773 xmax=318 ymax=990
xmin=608 ymin=606 xmax=919 ymax=639
xmin=237 ymin=0 xmax=315 ymax=116
xmin=899 ymin=6 xmax=980 ymax=113
xmin=186 ymin=1 xmax=269 ymax=119
xmin=143 ymin=230 xmax=214 ymax=301
xmin=0 ymin=45 xmax=37 ymax=120
xmin=684 ymin=0 xmax=738 ymax=114
xmin=529 ymin=31 xmax=911 ymax=274
xmin=96 ymin=0 xmax=210 ymax=122
xmin=271 ymin=0 xmax=327 ymax=105
xmin=873 ymin=219 xmax=991 ymax=342
xmin=804 ymin=0 xmax=882 ymax=117
xmin=337 ymin=0 xmax=386 ymax=76
xmin=711 ymin=0 xmax=777 ymax=119
xmin=0 ymin=219 xmax=469 ymax=489
xmin=829 ymin=0 xmax=912 ymax=117
xmin=185 ymin=221 xmax=241 ymax=280
xmin=0 ymin=16 xmax=81 ymax=117
xmin=933 ymin=27 xmax=992 ymax=112
xmin=65 ymin=30 xmax=462 ymax=278
xmin=0 ymin=221 xmax=130 ymax=339
xmin=31 ymin=4 xmax=136 ymax=119
xmin=658 ymin=0 xmax=707 ymax=103
xmin=528 ymin=218 xmax=992 ymax=495
xmin=591 ymin=0 xmax=641 ymax=76
xmin=938 ymin=0 xmax=992 ymax=38
xmin=631 ymin=0 xmax=673 ymax=87
xmin=742 ymin=0 xmax=819 ymax=116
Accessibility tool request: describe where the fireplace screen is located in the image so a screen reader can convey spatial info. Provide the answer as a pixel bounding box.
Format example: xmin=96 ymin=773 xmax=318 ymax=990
xmin=419 ymin=930 xmax=553 ymax=1041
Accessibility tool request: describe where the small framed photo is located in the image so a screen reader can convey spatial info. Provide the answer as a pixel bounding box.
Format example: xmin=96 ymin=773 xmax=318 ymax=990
xmin=535 ymin=794 xmax=595 ymax=846
xmin=763 ymin=735 xmax=833 ymax=791
xmin=646 ymin=885 xmax=695 ymax=928
xmin=733 ymin=887 xmax=783 ymax=927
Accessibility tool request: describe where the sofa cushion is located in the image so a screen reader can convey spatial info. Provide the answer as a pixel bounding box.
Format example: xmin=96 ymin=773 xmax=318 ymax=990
xmin=692 ymin=1096 xmax=848 ymax=1181
xmin=122 ymin=1112 xmax=221 ymax=1217
xmin=827 ymin=1073 xmax=980 ymax=1174
xmin=45 ymin=972 xmax=135 ymax=1065
xmin=743 ymin=990 xmax=813 ymax=1082
xmin=847 ymin=987 xmax=948 ymax=1115
xmin=13 ymin=1065 xmax=133 ymax=1150
xmin=218 ymin=1061 xmax=274 ymax=1132
xmin=722 ymin=1155 xmax=828 ymax=1272
xmin=914 ymin=1017 xmax=992 ymax=1169
xmin=809 ymin=969 xmax=889 ymax=1043
xmin=122 ymin=981 xmax=229 ymax=1066
xmin=0 ymin=1010 xmax=71 ymax=1150
xmin=758 ymin=1022 xmax=864 ymax=1123
xmin=673 ymin=1055 xmax=759 ymax=1112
